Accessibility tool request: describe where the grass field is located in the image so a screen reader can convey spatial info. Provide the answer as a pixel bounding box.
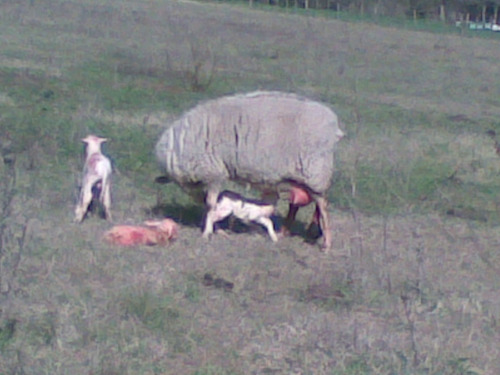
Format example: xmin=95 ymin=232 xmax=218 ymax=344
xmin=1 ymin=0 xmax=500 ymax=374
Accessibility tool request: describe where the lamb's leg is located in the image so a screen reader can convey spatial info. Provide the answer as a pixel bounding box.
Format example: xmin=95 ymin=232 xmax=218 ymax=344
xmin=74 ymin=181 xmax=93 ymax=223
xmin=101 ymin=178 xmax=112 ymax=221
xmin=203 ymin=208 xmax=235 ymax=238
xmin=256 ymin=216 xmax=278 ymax=242
xmin=315 ymin=196 xmax=332 ymax=252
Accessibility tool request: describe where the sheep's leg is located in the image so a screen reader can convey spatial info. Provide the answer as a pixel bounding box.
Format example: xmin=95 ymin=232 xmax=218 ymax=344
xmin=74 ymin=180 xmax=93 ymax=223
xmin=202 ymin=210 xmax=216 ymax=238
xmin=256 ymin=216 xmax=278 ymax=242
xmin=316 ymin=196 xmax=332 ymax=252
xmin=280 ymin=204 xmax=299 ymax=236
xmin=305 ymin=204 xmax=322 ymax=238
xmin=205 ymin=188 xmax=219 ymax=209
xmin=202 ymin=188 xmax=221 ymax=238
xmin=101 ymin=178 xmax=112 ymax=221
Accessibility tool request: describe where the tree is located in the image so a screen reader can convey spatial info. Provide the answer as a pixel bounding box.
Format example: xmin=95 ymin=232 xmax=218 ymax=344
xmin=491 ymin=0 xmax=500 ymax=24
xmin=408 ymin=0 xmax=441 ymax=20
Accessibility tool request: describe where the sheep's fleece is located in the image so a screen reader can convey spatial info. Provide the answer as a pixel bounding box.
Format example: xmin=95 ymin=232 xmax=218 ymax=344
xmin=155 ymin=91 xmax=344 ymax=194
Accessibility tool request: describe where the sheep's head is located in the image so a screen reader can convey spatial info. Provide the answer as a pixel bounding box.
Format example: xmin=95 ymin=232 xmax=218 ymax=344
xmin=334 ymin=121 xmax=345 ymax=143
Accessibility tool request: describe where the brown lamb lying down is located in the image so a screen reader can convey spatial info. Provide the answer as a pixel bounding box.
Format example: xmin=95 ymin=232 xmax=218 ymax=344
xmin=103 ymin=219 xmax=178 ymax=246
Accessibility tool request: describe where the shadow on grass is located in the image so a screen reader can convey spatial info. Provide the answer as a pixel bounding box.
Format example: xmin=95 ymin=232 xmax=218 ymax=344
xmin=149 ymin=202 xmax=322 ymax=244
xmin=298 ymin=281 xmax=356 ymax=311
xmin=149 ymin=203 xmax=205 ymax=228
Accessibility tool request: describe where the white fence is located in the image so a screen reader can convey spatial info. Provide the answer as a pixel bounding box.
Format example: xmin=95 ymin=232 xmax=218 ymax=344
xmin=456 ymin=21 xmax=500 ymax=31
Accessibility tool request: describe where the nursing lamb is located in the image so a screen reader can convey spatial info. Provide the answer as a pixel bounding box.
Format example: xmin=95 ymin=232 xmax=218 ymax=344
xmin=205 ymin=190 xmax=278 ymax=242
xmin=155 ymin=91 xmax=344 ymax=251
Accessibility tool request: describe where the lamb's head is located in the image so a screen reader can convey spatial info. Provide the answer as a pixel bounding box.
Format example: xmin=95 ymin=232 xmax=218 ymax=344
xmin=144 ymin=218 xmax=179 ymax=240
xmin=261 ymin=203 xmax=276 ymax=218
xmin=82 ymin=135 xmax=107 ymax=157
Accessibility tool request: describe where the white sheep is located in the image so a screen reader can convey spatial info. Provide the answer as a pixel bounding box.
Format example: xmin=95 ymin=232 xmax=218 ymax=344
xmin=155 ymin=91 xmax=344 ymax=251
xmin=74 ymin=135 xmax=112 ymax=222
xmin=204 ymin=190 xmax=278 ymax=242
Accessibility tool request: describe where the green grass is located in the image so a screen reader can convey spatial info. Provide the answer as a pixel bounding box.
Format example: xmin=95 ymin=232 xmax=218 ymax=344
xmin=192 ymin=366 xmax=241 ymax=375
xmin=0 ymin=319 xmax=17 ymax=352
xmin=119 ymin=288 xmax=190 ymax=351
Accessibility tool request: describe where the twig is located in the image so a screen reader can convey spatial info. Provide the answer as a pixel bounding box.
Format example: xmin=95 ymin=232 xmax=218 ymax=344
xmin=400 ymin=294 xmax=420 ymax=367
xmin=0 ymin=154 xmax=17 ymax=295
xmin=382 ymin=215 xmax=392 ymax=294
xmin=350 ymin=209 xmax=364 ymax=259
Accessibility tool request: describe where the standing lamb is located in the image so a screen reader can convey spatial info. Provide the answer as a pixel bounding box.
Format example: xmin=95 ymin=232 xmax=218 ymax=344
xmin=155 ymin=91 xmax=344 ymax=251
xmin=74 ymin=135 xmax=112 ymax=222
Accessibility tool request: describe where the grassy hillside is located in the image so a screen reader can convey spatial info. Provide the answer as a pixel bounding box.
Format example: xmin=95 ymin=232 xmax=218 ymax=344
xmin=1 ymin=0 xmax=500 ymax=374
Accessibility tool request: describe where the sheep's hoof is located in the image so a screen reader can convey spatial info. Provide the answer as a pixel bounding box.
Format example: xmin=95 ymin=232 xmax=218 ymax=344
xmin=305 ymin=224 xmax=322 ymax=239
xmin=319 ymin=243 xmax=331 ymax=253
xmin=278 ymin=227 xmax=291 ymax=238
xmin=276 ymin=231 xmax=287 ymax=240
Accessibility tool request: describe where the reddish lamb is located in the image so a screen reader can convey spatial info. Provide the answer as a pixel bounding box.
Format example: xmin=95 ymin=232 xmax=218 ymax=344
xmin=103 ymin=219 xmax=178 ymax=246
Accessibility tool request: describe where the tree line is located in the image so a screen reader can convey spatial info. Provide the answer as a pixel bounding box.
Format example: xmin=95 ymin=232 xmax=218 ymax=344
xmin=247 ymin=0 xmax=500 ymax=24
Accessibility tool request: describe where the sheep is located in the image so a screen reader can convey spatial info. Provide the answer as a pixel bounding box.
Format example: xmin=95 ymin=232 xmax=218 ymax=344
xmin=74 ymin=135 xmax=112 ymax=223
xmin=204 ymin=190 xmax=278 ymax=242
xmin=155 ymin=91 xmax=344 ymax=251
xmin=103 ymin=218 xmax=179 ymax=246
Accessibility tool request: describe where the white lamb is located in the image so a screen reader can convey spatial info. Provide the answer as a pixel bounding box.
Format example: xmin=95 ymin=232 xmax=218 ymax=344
xmin=74 ymin=135 xmax=112 ymax=223
xmin=203 ymin=190 xmax=278 ymax=242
